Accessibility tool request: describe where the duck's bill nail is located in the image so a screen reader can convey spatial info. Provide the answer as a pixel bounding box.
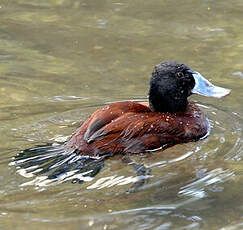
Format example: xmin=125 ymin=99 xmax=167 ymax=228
xmin=192 ymin=72 xmax=231 ymax=98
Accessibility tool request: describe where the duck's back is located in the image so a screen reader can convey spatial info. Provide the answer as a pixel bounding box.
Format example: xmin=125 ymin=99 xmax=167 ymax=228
xmin=64 ymin=101 xmax=209 ymax=157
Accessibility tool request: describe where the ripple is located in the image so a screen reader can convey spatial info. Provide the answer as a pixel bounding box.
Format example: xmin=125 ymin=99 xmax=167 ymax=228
xmin=10 ymin=144 xmax=104 ymax=187
xmin=179 ymin=168 xmax=235 ymax=199
xmin=87 ymin=174 xmax=153 ymax=190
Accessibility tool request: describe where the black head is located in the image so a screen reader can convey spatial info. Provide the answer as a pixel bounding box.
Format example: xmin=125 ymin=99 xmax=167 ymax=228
xmin=148 ymin=61 xmax=195 ymax=113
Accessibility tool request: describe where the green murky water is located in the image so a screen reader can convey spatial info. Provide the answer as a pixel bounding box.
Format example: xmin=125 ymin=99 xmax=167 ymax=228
xmin=0 ymin=0 xmax=242 ymax=229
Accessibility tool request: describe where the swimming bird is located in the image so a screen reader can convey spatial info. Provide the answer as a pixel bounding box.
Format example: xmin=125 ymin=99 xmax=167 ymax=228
xmin=12 ymin=61 xmax=230 ymax=182
xmin=63 ymin=61 xmax=230 ymax=157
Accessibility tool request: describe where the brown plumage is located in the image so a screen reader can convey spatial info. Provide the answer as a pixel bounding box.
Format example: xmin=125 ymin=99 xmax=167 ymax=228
xmin=64 ymin=101 xmax=208 ymax=157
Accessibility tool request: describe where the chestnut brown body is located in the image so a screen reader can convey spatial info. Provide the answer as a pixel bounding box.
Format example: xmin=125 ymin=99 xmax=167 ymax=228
xmin=65 ymin=101 xmax=208 ymax=157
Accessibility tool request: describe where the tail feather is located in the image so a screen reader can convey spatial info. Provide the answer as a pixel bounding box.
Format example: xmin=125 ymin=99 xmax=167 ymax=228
xmin=10 ymin=144 xmax=104 ymax=186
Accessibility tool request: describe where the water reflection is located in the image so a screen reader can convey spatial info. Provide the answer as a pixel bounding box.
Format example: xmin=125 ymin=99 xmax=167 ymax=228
xmin=10 ymin=144 xmax=104 ymax=186
xmin=179 ymin=168 xmax=234 ymax=199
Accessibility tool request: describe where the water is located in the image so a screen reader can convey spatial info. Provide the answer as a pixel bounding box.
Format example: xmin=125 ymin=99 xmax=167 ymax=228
xmin=0 ymin=0 xmax=243 ymax=229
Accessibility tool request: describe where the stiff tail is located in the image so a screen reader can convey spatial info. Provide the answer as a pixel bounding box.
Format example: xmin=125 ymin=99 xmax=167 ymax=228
xmin=10 ymin=144 xmax=104 ymax=186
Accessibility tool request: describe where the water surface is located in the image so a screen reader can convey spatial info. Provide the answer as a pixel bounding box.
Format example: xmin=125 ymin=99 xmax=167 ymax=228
xmin=0 ymin=0 xmax=242 ymax=229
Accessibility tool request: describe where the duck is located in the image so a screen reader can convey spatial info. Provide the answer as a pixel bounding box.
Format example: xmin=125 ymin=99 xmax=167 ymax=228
xmin=12 ymin=61 xmax=231 ymax=182
xmin=14 ymin=61 xmax=231 ymax=167
xmin=59 ymin=61 xmax=230 ymax=158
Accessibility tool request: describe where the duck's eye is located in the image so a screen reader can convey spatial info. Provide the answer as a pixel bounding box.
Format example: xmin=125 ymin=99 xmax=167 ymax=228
xmin=176 ymin=72 xmax=184 ymax=78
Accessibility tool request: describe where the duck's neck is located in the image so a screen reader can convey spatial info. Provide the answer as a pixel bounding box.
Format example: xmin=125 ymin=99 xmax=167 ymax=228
xmin=148 ymin=87 xmax=188 ymax=113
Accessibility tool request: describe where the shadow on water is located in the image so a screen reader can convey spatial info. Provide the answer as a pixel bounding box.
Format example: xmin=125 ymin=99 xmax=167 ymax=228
xmin=10 ymin=144 xmax=104 ymax=186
